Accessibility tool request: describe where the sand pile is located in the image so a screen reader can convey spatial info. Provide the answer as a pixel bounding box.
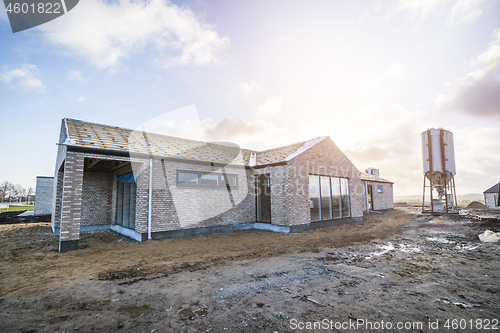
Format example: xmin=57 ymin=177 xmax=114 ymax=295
xmin=465 ymin=201 xmax=488 ymax=209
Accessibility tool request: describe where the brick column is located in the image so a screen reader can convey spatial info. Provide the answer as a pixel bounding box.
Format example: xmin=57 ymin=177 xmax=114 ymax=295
xmin=51 ymin=168 xmax=64 ymax=232
xmin=59 ymin=153 xmax=84 ymax=252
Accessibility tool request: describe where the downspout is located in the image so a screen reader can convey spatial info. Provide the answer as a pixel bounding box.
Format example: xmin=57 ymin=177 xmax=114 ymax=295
xmin=148 ymin=158 xmax=152 ymax=241
xmin=365 ymin=180 xmax=369 ymax=213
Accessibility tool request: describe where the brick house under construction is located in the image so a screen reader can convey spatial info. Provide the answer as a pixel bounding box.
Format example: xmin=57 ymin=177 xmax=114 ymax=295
xmin=52 ymin=119 xmax=393 ymax=252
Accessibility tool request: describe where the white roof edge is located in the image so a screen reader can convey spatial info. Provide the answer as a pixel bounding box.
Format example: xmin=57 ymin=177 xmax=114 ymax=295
xmin=62 ymin=118 xmax=76 ymax=145
xmin=360 ymin=172 xmax=392 ymax=183
xmin=64 ymin=118 xmax=70 ymax=138
xmin=285 ymin=136 xmax=328 ymax=161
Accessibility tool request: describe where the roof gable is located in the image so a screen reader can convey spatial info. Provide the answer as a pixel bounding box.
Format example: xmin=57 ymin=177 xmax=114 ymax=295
xmin=484 ymin=182 xmax=500 ymax=193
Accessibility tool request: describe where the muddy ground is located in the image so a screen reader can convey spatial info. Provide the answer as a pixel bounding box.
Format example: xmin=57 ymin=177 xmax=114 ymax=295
xmin=1 ymin=208 xmax=499 ymax=332
xmin=0 ymin=211 xmax=51 ymax=224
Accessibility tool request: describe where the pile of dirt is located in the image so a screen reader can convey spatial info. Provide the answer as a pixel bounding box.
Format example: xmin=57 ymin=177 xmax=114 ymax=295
xmin=0 ymin=211 xmax=51 ymax=224
xmin=465 ymin=201 xmax=488 ymax=209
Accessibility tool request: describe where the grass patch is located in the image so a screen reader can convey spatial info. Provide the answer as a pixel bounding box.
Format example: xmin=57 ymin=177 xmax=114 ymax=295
xmin=0 ymin=206 xmax=34 ymax=213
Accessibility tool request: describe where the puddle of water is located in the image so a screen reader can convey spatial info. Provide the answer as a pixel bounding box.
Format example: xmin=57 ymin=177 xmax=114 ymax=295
xmin=178 ymin=307 xmax=208 ymax=320
xmin=426 ymin=236 xmax=480 ymax=251
xmin=365 ymin=243 xmax=395 ymax=259
xmin=118 ymin=306 xmax=155 ymax=319
xmin=426 ymin=237 xmax=454 ymax=244
xmin=178 ymin=308 xmax=195 ymax=321
xmin=455 ymin=244 xmax=480 ymax=251
xmin=442 ymin=299 xmax=473 ymax=308
xmin=195 ymin=307 xmax=208 ymax=317
xmin=399 ymin=244 xmax=421 ymax=253
xmin=453 ymin=301 xmax=472 ymax=309
xmin=48 ymin=317 xmax=68 ymax=325
xmin=366 ymin=242 xmax=421 ymax=259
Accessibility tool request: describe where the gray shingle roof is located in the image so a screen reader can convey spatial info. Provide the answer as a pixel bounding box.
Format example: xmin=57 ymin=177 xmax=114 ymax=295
xmin=484 ymin=182 xmax=500 ymax=193
xmin=63 ymin=118 xmax=324 ymax=167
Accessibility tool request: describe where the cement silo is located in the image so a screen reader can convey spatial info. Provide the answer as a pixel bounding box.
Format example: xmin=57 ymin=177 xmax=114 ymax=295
xmin=421 ymin=128 xmax=458 ymax=213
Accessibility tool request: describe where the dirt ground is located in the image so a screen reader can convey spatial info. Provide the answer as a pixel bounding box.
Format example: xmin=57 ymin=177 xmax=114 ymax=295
xmin=1 ymin=208 xmax=499 ymax=332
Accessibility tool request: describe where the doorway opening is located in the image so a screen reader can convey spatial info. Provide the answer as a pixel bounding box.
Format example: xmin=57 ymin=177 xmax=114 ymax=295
xmin=367 ymin=184 xmax=373 ymax=210
xmin=256 ymin=174 xmax=271 ymax=223
xmin=116 ymin=180 xmax=136 ymax=230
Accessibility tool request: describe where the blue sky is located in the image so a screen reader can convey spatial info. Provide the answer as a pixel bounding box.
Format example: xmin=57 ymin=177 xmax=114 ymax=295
xmin=0 ymin=0 xmax=499 ymax=196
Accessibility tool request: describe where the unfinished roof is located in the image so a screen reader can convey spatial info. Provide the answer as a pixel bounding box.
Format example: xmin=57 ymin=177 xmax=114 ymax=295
xmin=63 ymin=118 xmax=326 ymax=167
xmin=255 ymin=137 xmax=327 ymax=165
xmin=484 ymin=182 xmax=500 ymax=193
xmin=360 ymin=172 xmax=393 ymax=184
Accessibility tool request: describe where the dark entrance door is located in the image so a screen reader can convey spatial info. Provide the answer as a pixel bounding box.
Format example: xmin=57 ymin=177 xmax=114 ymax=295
xmin=116 ymin=182 xmax=136 ymax=230
xmin=256 ymin=174 xmax=271 ymax=223
xmin=367 ymin=184 xmax=373 ymax=211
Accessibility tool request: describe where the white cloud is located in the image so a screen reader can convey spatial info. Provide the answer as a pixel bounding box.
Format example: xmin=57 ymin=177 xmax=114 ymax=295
xmin=452 ymin=126 xmax=500 ymax=194
xmin=255 ymin=96 xmax=283 ymax=116
xmin=43 ymin=0 xmax=230 ymax=70
xmin=202 ymin=118 xmax=287 ymax=150
xmin=344 ymin=105 xmax=430 ymax=195
xmin=397 ymin=0 xmax=452 ymax=19
xmin=67 ymin=96 xmax=86 ymax=102
xmin=68 ymin=70 xmax=86 ymax=82
xmin=436 ymin=28 xmax=500 ymax=119
xmin=239 ymin=80 xmax=262 ymax=94
xmin=376 ymin=0 xmax=490 ymax=23
xmin=342 ymin=103 xmax=500 ymax=195
xmin=448 ymin=0 xmax=487 ymax=22
xmin=0 ymin=64 xmax=46 ymax=93
xmin=136 ymin=105 xmax=207 ymax=142
xmin=358 ymin=63 xmax=406 ymax=93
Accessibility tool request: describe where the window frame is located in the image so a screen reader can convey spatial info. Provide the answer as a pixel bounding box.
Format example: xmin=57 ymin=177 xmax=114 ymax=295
xmin=176 ymin=170 xmax=238 ymax=189
xmin=309 ymin=174 xmax=351 ymax=221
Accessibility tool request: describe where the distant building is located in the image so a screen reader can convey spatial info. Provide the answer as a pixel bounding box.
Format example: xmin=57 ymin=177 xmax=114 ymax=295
xmin=360 ymin=168 xmax=394 ymax=212
xmin=483 ymin=182 xmax=500 ymax=209
xmin=34 ymin=176 xmax=54 ymax=215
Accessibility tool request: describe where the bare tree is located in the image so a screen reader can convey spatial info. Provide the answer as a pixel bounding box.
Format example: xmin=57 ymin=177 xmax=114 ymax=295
xmin=26 ymin=187 xmax=34 ymax=205
xmin=19 ymin=187 xmax=27 ymax=204
xmin=11 ymin=184 xmax=24 ymax=203
xmin=0 ymin=181 xmax=13 ymax=202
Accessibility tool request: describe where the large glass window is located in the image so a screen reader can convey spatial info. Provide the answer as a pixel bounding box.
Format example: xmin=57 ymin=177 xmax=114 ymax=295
xmin=320 ymin=176 xmax=332 ymax=220
xmin=116 ymin=181 xmax=136 ymax=230
xmin=309 ymin=175 xmax=350 ymax=221
xmin=309 ymin=175 xmax=321 ymax=221
xmin=177 ymin=170 xmax=238 ymax=189
xmin=331 ymin=177 xmax=342 ymax=219
xmin=341 ymin=178 xmax=350 ymax=218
